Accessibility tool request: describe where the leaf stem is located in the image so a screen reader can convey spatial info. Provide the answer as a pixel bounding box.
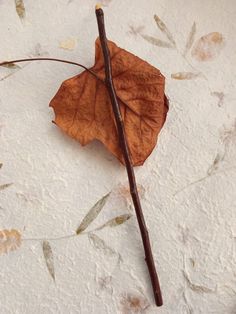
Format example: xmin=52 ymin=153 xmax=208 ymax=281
xmin=0 ymin=58 xmax=103 ymax=82
xmin=95 ymin=7 xmax=163 ymax=307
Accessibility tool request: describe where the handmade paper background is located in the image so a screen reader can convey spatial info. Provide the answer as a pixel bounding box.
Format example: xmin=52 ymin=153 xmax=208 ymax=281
xmin=0 ymin=0 xmax=236 ymax=313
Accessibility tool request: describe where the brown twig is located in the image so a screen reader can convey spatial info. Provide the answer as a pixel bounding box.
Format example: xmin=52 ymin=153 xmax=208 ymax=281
xmin=95 ymin=5 xmax=163 ymax=307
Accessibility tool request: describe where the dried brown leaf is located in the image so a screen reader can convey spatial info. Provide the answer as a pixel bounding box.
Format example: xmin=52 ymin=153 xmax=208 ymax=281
xmin=0 ymin=163 xmax=2 ymax=169
xmin=50 ymin=39 xmax=168 ymax=166
xmin=171 ymin=72 xmax=200 ymax=80
xmin=88 ymin=233 xmax=116 ymax=256
xmin=42 ymin=240 xmax=55 ymax=281
xmin=141 ymin=34 xmax=174 ymax=48
xmin=15 ymin=0 xmax=25 ymax=20
xmin=184 ymin=22 xmax=196 ymax=56
xmin=154 ymin=14 xmax=176 ymax=46
xmin=0 ymin=229 xmax=21 ymax=255
xmin=96 ymin=214 xmax=132 ymax=231
xmin=76 ymin=192 xmax=110 ymax=234
xmin=191 ymin=32 xmax=224 ymax=61
xmin=0 ymin=183 xmax=13 ymax=191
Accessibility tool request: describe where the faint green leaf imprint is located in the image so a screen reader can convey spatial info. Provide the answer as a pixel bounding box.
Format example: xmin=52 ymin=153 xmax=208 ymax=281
xmin=0 ymin=186 xmax=131 ymax=279
xmin=128 ymin=25 xmax=145 ymax=36
xmin=75 ymin=193 xmax=131 ymax=261
xmin=88 ymin=233 xmax=116 ymax=257
xmin=211 ymin=91 xmax=224 ymax=107
xmin=154 ymin=14 xmax=176 ymax=47
xmin=42 ymin=240 xmax=55 ymax=281
xmin=174 ymin=121 xmax=236 ymax=196
xmin=183 ymin=271 xmax=215 ymax=293
xmin=140 ymin=14 xmax=175 ymax=48
xmin=207 ymin=152 xmax=224 ymax=176
xmin=76 ymin=192 xmax=110 ymax=234
xmin=95 ymin=214 xmax=132 ymax=231
xmin=15 ymin=0 xmax=25 ymax=20
xmin=133 ymin=14 xmax=225 ymax=81
xmin=183 ymin=22 xmax=196 ymax=56
xmin=140 ymin=35 xmax=173 ymax=48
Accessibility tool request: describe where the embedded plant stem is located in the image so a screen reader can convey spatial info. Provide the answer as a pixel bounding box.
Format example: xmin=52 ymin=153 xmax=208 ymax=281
xmin=95 ymin=6 xmax=163 ymax=307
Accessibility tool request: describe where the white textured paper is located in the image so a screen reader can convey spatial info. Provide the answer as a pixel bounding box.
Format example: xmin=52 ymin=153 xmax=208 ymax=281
xmin=0 ymin=1 xmax=236 ymax=313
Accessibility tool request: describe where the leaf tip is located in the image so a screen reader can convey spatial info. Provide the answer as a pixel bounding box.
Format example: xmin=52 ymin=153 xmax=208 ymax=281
xmin=15 ymin=0 xmax=26 ymax=20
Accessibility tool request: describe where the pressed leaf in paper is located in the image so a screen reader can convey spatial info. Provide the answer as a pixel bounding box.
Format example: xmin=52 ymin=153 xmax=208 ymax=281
xmin=207 ymin=152 xmax=224 ymax=175
xmin=42 ymin=240 xmax=55 ymax=281
xmin=88 ymin=233 xmax=116 ymax=256
xmin=76 ymin=192 xmax=110 ymax=234
xmin=59 ymin=38 xmax=77 ymax=51
xmin=96 ymin=214 xmax=132 ymax=230
xmin=191 ymin=32 xmax=224 ymax=61
xmin=128 ymin=25 xmax=145 ymax=36
xmin=211 ymin=91 xmax=224 ymax=107
xmin=184 ymin=22 xmax=196 ymax=56
xmin=50 ymin=39 xmax=168 ymax=166
xmin=154 ymin=14 xmax=176 ymax=47
xmin=0 ymin=63 xmax=20 ymax=70
xmin=0 ymin=229 xmax=21 ymax=255
xmin=100 ymin=0 xmax=112 ymax=6
xmin=141 ymin=34 xmax=174 ymax=48
xmin=15 ymin=0 xmax=25 ymax=20
xmin=121 ymin=293 xmax=149 ymax=314
xmin=171 ymin=72 xmax=200 ymax=80
xmin=117 ymin=183 xmax=145 ymax=199
xmin=0 ymin=183 xmax=13 ymax=191
xmin=0 ymin=62 xmax=22 ymax=82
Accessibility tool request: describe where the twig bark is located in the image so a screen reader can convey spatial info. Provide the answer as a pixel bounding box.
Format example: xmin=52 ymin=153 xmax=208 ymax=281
xmin=95 ymin=6 xmax=163 ymax=307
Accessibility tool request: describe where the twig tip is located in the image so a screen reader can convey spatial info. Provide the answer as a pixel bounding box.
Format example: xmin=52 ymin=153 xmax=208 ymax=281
xmin=95 ymin=3 xmax=102 ymax=10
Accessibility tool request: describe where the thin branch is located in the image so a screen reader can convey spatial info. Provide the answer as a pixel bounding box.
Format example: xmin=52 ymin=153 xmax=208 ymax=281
xmin=22 ymin=229 xmax=94 ymax=242
xmin=173 ymin=166 xmax=236 ymax=196
xmin=0 ymin=58 xmax=103 ymax=82
xmin=95 ymin=5 xmax=163 ymax=307
xmin=22 ymin=233 xmax=77 ymax=242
